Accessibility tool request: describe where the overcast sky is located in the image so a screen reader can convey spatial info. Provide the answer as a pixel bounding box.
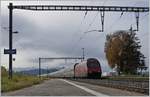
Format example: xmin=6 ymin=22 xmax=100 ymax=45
xmin=0 ymin=0 xmax=149 ymax=73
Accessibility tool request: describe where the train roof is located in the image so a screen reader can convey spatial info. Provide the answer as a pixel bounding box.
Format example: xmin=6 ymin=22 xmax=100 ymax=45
xmin=87 ymin=58 xmax=99 ymax=61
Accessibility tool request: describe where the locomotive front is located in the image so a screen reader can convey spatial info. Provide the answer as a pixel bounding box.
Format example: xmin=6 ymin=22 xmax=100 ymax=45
xmin=74 ymin=58 xmax=102 ymax=78
xmin=87 ymin=58 xmax=102 ymax=78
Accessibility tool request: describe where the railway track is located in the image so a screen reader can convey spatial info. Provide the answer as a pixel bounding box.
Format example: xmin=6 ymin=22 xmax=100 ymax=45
xmin=69 ymin=78 xmax=149 ymax=95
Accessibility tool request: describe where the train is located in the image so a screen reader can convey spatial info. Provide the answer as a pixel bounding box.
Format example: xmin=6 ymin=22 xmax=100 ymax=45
xmin=74 ymin=58 xmax=102 ymax=78
xmin=48 ymin=58 xmax=102 ymax=79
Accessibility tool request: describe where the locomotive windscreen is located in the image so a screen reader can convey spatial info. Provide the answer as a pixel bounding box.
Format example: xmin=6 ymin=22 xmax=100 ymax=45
xmin=87 ymin=58 xmax=100 ymax=67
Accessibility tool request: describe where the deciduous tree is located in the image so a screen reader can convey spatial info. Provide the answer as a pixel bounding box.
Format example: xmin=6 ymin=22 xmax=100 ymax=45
xmin=104 ymin=30 xmax=145 ymax=75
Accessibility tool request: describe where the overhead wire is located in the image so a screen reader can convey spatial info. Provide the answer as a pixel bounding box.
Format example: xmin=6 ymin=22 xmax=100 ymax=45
xmin=69 ymin=10 xmax=89 ymax=55
xmin=70 ymin=11 xmax=100 ymax=54
xmin=13 ymin=36 xmax=45 ymax=68
xmin=69 ymin=0 xmax=94 ymax=42
xmin=69 ymin=1 xmax=102 ymax=55
xmin=70 ymin=0 xmax=109 ymax=57
xmin=80 ymin=0 xmax=109 ymax=36
xmin=131 ymin=13 xmax=149 ymax=39
xmin=1 ymin=26 xmax=29 ymax=52
xmin=77 ymin=1 xmax=148 ymax=61
xmin=80 ymin=11 xmax=99 ymax=38
xmin=105 ymin=12 xmax=127 ymax=34
xmin=130 ymin=13 xmax=149 ymax=28
xmin=105 ymin=2 xmax=148 ymax=34
xmin=1 ymin=27 xmax=26 ymax=64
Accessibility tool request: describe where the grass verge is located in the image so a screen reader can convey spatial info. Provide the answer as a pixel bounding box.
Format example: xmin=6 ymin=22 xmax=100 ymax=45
xmin=1 ymin=67 xmax=44 ymax=92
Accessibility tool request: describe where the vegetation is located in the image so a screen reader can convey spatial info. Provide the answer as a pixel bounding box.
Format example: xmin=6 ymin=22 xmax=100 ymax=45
xmin=1 ymin=66 xmax=44 ymax=92
xmin=104 ymin=30 xmax=145 ymax=75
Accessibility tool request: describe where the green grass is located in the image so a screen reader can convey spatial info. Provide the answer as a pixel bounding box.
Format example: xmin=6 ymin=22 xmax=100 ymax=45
xmin=1 ymin=67 xmax=44 ymax=92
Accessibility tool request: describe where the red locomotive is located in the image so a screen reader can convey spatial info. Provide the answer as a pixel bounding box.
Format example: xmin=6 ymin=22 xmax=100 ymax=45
xmin=74 ymin=58 xmax=102 ymax=78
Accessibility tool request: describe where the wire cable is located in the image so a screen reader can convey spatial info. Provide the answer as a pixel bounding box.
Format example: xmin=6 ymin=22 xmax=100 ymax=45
xmin=130 ymin=13 xmax=149 ymax=28
xmin=70 ymin=0 xmax=109 ymax=55
xmin=104 ymin=2 xmax=144 ymax=34
xmin=70 ymin=11 xmax=100 ymax=53
xmin=105 ymin=12 xmax=127 ymax=34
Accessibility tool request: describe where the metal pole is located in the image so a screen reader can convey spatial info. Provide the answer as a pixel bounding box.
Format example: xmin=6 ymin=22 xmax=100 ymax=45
xmin=8 ymin=3 xmax=13 ymax=79
xmin=100 ymin=11 xmax=105 ymax=32
xmin=47 ymin=67 xmax=48 ymax=78
xmin=82 ymin=48 xmax=85 ymax=61
xmin=39 ymin=58 xmax=41 ymax=78
xmin=135 ymin=12 xmax=139 ymax=31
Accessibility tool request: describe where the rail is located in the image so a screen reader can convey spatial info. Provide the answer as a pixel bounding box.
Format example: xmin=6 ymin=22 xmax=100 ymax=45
xmin=70 ymin=78 xmax=149 ymax=94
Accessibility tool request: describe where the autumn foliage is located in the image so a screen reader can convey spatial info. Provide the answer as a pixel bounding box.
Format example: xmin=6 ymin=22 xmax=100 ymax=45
xmin=104 ymin=30 xmax=145 ymax=74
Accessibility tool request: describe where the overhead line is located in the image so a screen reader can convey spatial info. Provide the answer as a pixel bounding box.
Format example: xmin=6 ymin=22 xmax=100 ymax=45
xmin=70 ymin=12 xmax=99 ymax=53
xmin=105 ymin=2 xmax=149 ymax=34
xmin=106 ymin=12 xmax=127 ymax=34
xmin=131 ymin=13 xmax=149 ymax=27
xmin=70 ymin=0 xmax=109 ymax=55
xmin=40 ymin=57 xmax=83 ymax=60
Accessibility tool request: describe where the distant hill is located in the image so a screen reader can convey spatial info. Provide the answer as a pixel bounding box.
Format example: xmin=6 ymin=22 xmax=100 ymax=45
xmin=17 ymin=67 xmax=64 ymax=76
xmin=13 ymin=67 xmax=35 ymax=72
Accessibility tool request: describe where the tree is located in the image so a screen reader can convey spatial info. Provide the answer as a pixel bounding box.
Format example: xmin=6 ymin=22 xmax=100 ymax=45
xmin=104 ymin=30 xmax=145 ymax=75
